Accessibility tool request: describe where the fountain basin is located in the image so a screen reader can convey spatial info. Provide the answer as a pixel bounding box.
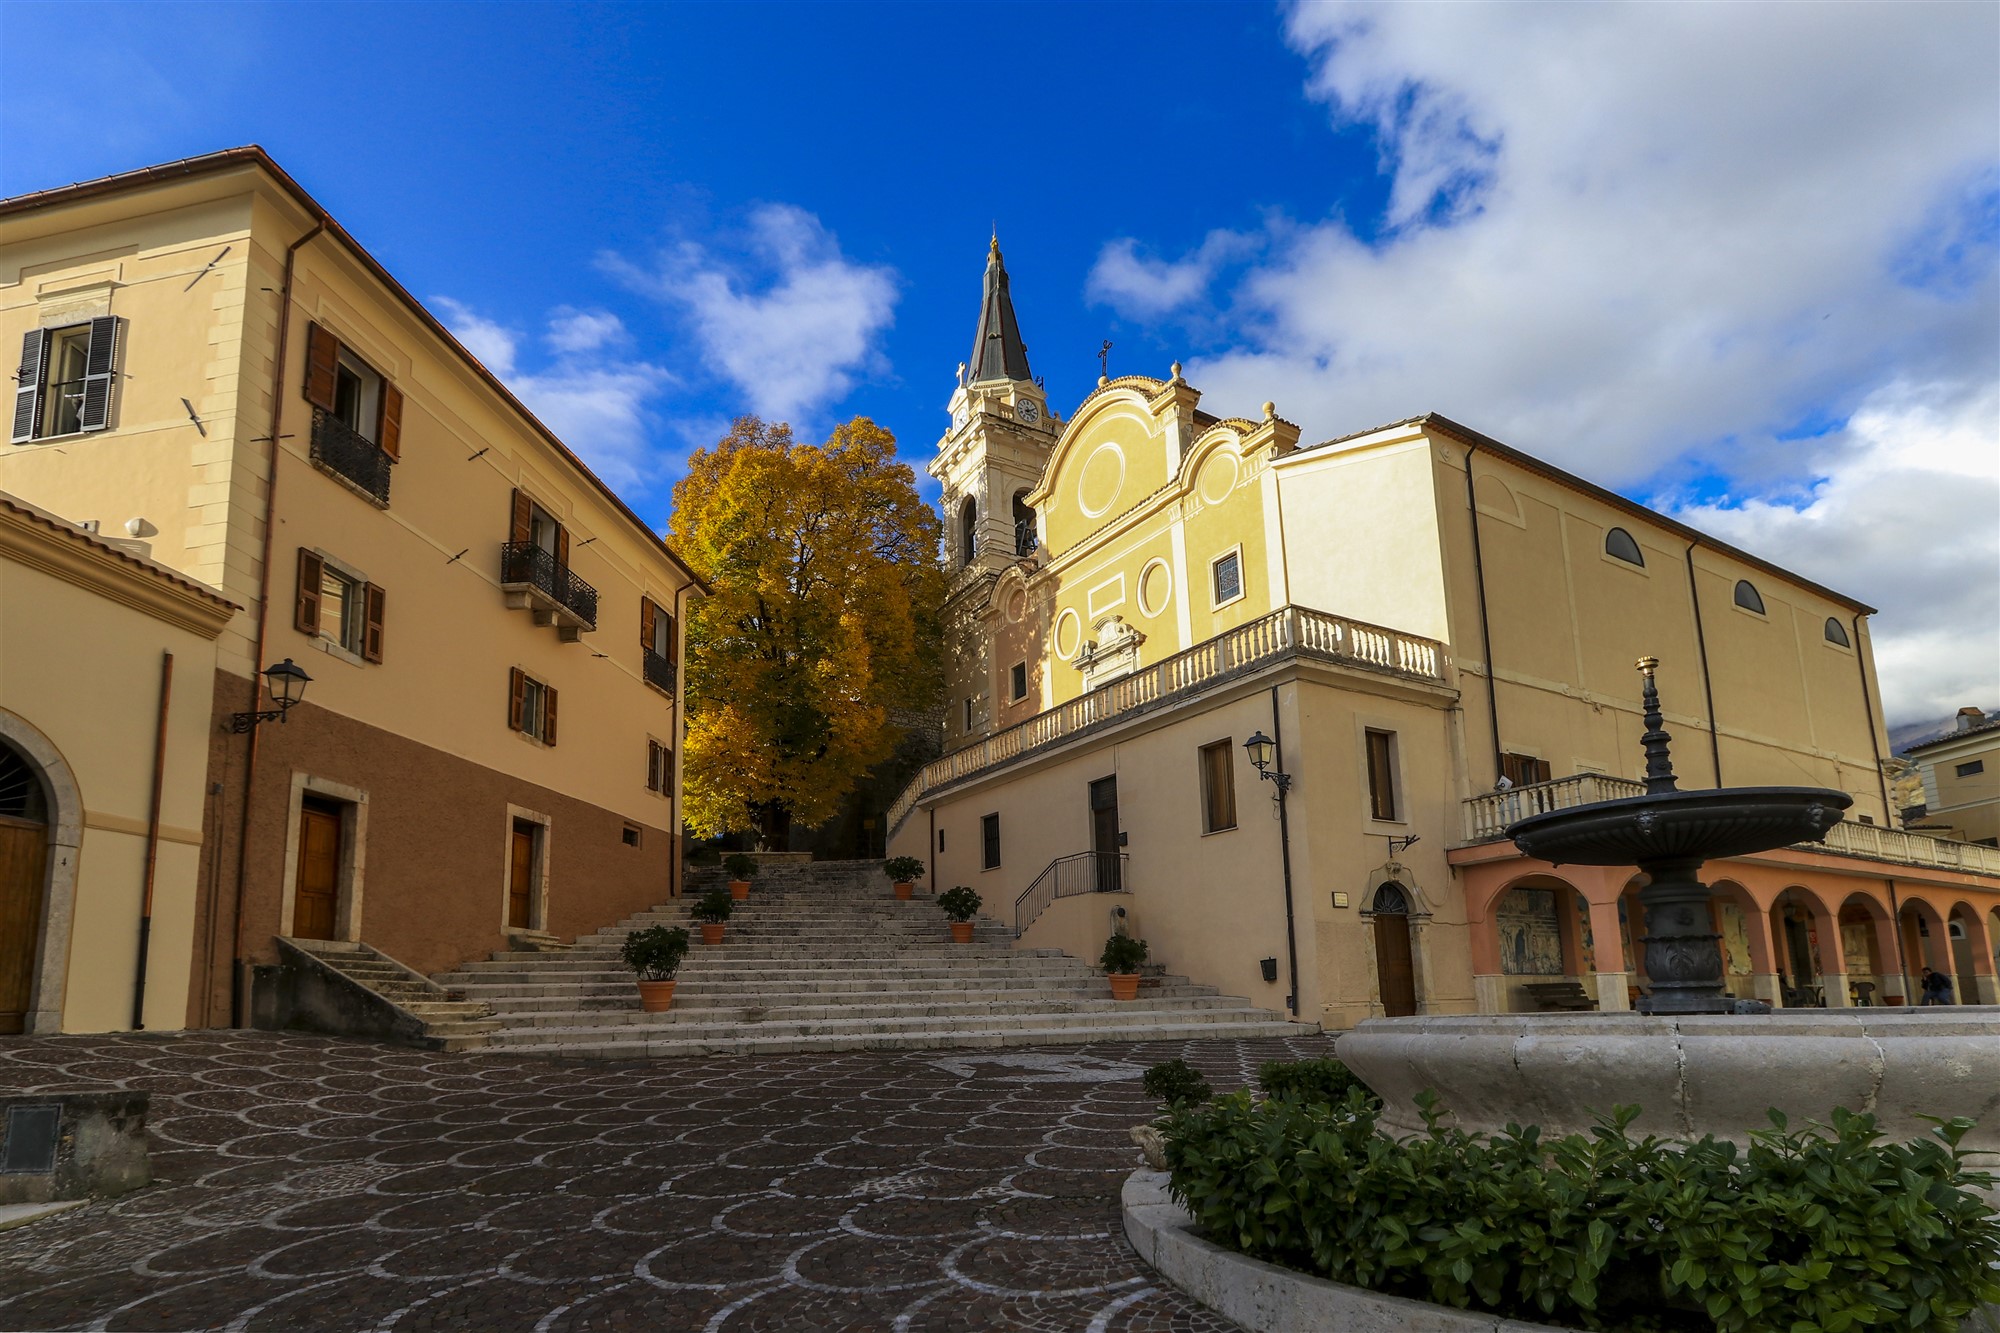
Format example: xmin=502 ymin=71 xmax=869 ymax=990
xmin=1507 ymin=786 xmax=1850 ymax=865
xmin=1337 ymin=1008 xmax=2000 ymax=1200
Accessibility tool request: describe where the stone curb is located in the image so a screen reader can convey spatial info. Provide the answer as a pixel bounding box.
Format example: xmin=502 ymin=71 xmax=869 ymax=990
xmin=1120 ymin=1169 xmax=1573 ymax=1332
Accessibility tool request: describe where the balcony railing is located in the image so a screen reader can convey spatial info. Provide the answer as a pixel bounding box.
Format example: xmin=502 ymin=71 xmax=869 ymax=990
xmin=1015 ymin=850 xmax=1129 ymax=937
xmin=643 ymin=646 xmax=677 ymax=695
xmin=1459 ymin=772 xmax=2000 ymax=877
xmin=500 ymin=541 xmax=598 ymax=632
xmin=886 ymin=605 xmax=1447 ymax=836
xmin=310 ymin=409 xmax=392 ymax=506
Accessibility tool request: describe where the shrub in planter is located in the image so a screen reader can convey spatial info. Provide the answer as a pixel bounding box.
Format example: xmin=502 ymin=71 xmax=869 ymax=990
xmin=1142 ymin=1059 xmax=1212 ymax=1108
xmin=1257 ymin=1057 xmax=1378 ymax=1109
xmin=1161 ymin=1091 xmax=2000 ymax=1333
xmin=1100 ymin=933 xmax=1148 ymax=1001
xmin=883 ymin=855 xmax=925 ymax=900
xmin=621 ymin=925 xmax=690 ymax=1012
xmin=724 ymin=852 xmax=757 ymax=900
xmin=691 ymin=888 xmax=733 ymax=945
xmin=937 ymin=886 xmax=982 ymax=943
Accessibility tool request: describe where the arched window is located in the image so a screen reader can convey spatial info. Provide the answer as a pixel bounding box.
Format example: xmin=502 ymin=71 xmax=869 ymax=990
xmin=1733 ymin=580 xmax=1766 ymax=615
xmin=1012 ymin=491 xmax=1036 ymax=557
xmin=1604 ymin=527 xmax=1644 ymax=566
xmin=1371 ymin=883 xmax=1410 ymax=915
xmin=1823 ymin=617 xmax=1850 ymax=647
xmin=0 ymin=740 xmax=47 ymax=823
xmin=958 ymin=497 xmax=977 ymax=568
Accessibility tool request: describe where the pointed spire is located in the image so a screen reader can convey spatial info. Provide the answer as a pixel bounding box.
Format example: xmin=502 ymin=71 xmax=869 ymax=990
xmin=966 ymin=234 xmax=1033 ymax=385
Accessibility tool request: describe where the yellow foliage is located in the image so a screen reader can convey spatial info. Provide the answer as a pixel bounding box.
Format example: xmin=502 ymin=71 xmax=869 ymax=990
xmin=673 ymin=416 xmax=945 ymax=837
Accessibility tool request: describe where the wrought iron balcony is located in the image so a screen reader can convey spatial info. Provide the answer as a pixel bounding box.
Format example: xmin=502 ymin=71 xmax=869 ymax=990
xmin=310 ymin=409 xmax=392 ymax=506
xmin=643 ymin=646 xmax=677 ymax=695
xmin=500 ymin=541 xmax=598 ymax=637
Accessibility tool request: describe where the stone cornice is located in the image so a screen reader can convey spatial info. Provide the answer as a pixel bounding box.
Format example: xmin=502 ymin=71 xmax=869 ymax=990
xmin=0 ymin=496 xmax=238 ymax=639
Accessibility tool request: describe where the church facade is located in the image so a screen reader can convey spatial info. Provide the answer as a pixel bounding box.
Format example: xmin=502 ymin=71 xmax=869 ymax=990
xmin=890 ymin=243 xmax=2000 ymax=1029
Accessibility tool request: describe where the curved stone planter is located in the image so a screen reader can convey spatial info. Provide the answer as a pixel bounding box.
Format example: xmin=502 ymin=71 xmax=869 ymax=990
xmin=1121 ymin=1170 xmax=1574 ymax=1333
xmin=1336 ymin=1008 xmax=2000 ymax=1200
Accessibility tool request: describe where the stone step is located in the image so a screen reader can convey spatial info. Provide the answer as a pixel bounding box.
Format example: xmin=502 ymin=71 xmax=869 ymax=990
xmin=485 ymin=1004 xmax=1287 ymax=1047
xmin=451 ymin=981 xmax=1222 ymax=1005
xmin=482 ymin=994 xmax=1254 ymax=1027
xmin=482 ymin=1018 xmax=1303 ymax=1060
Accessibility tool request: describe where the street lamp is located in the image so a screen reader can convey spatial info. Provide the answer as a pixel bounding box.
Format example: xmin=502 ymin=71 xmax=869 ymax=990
xmin=228 ymin=658 xmax=312 ymax=732
xmin=1243 ymin=730 xmax=1291 ymax=793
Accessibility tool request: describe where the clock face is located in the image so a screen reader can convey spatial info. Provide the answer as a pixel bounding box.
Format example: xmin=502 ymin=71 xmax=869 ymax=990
xmin=1016 ymin=398 xmax=1040 ymax=425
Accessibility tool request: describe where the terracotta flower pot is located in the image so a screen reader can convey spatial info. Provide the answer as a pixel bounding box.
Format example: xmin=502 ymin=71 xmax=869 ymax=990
xmin=700 ymin=922 xmax=725 ymax=945
xmin=1108 ymin=972 xmax=1140 ymax=1002
xmin=894 ymin=881 xmax=913 ymax=900
xmin=949 ymin=921 xmax=974 ymax=944
xmin=636 ymin=979 xmax=678 ymax=1013
xmin=1884 ymin=994 xmax=1907 ymax=1006
xmin=729 ymin=880 xmax=750 ymax=901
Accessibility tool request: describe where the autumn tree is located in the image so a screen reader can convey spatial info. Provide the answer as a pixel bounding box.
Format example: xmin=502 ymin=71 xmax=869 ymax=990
xmin=672 ymin=416 xmax=945 ymax=844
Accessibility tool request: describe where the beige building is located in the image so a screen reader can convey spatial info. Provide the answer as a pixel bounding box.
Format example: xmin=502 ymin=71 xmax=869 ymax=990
xmin=1902 ymin=708 xmax=2000 ymax=847
xmin=1 ymin=148 xmax=702 ymax=1029
xmin=0 ymin=492 xmax=235 ymax=1033
xmin=891 ymin=245 xmax=2000 ymax=1027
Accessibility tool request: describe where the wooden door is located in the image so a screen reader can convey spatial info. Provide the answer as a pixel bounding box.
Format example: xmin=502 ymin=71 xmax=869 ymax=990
xmin=508 ymin=821 xmax=536 ymax=930
xmin=0 ymin=816 xmax=48 ymax=1035
xmin=293 ymin=801 xmax=342 ymax=941
xmin=1089 ymin=777 xmax=1120 ymax=892
xmin=1374 ymin=912 xmax=1418 ymax=1017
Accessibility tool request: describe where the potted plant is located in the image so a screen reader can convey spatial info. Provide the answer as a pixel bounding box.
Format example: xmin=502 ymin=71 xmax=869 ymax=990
xmin=1101 ymin=932 xmax=1148 ymax=1001
xmin=937 ymin=886 xmax=982 ymax=943
xmin=883 ymin=855 xmax=925 ymax=901
xmin=691 ymin=887 xmax=733 ymax=945
xmin=621 ymin=924 xmax=690 ymax=1013
xmin=724 ymin=852 xmax=757 ymax=902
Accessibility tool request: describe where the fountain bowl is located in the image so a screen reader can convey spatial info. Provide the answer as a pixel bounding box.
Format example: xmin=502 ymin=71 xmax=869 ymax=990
xmin=1507 ymin=785 xmax=1851 ymax=866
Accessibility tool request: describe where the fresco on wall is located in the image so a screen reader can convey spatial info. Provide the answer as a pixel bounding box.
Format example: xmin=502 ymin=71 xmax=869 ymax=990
xmin=1841 ymin=919 xmax=1877 ymax=976
xmin=1718 ymin=902 xmax=1754 ymax=979
xmin=1497 ymin=888 xmax=1564 ymax=976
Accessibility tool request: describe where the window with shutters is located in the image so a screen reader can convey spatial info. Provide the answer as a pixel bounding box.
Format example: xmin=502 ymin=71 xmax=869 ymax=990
xmin=1199 ymin=739 xmax=1237 ymax=834
xmin=302 ymin=322 xmax=399 ymax=506
xmin=1365 ymin=729 xmax=1400 ymax=822
xmin=508 ymin=667 xmax=558 ymax=745
xmin=646 ymin=738 xmax=673 ymax=794
xmin=1501 ymin=752 xmax=1553 ymax=787
xmin=501 ymin=487 xmax=598 ymax=636
xmin=641 ymin=597 xmax=676 ymax=694
xmin=12 ymin=317 xmax=120 ymax=443
xmin=981 ymin=812 xmax=1001 ymax=870
xmin=294 ymin=548 xmax=385 ymax=665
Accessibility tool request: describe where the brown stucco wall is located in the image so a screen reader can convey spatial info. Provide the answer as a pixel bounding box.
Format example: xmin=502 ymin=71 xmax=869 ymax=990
xmin=188 ymin=670 xmax=674 ymax=1027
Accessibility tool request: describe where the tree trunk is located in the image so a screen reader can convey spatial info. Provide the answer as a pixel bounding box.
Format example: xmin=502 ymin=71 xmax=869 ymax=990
xmin=754 ymin=802 xmax=793 ymax=851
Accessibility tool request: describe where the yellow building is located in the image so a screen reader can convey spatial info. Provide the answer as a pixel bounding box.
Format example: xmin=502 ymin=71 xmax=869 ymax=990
xmin=0 ymin=148 xmax=702 ymax=1030
xmin=0 ymin=492 xmax=235 ymax=1033
xmin=1903 ymin=709 xmax=2000 ymax=847
xmin=892 ymin=244 xmax=2000 ymax=1026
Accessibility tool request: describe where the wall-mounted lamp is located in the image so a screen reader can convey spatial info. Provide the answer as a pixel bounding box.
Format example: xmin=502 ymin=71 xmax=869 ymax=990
xmin=1243 ymin=730 xmax=1291 ymax=793
xmin=1259 ymin=957 xmax=1279 ymax=983
xmin=1387 ymin=834 xmax=1422 ymax=857
xmin=228 ymin=658 xmax=311 ymax=733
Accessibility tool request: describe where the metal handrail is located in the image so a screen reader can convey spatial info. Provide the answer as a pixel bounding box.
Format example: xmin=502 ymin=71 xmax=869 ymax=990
xmin=310 ymin=409 xmax=392 ymax=505
xmin=642 ymin=646 xmax=677 ymax=694
xmin=1014 ymin=850 xmax=1129 ymax=937
xmin=500 ymin=541 xmax=599 ymax=628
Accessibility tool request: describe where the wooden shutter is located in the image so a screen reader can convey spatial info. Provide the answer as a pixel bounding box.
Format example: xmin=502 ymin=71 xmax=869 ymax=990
xmin=640 ymin=598 xmax=657 ymax=654
xmin=647 ymin=740 xmax=662 ymax=793
xmin=362 ymin=584 xmax=386 ymax=663
xmin=508 ymin=667 xmax=526 ymax=731
xmin=295 ymin=548 xmax=324 ymax=634
xmin=554 ymin=525 xmax=570 ymax=569
xmin=542 ymin=685 xmax=558 ymax=745
xmin=663 ymin=611 xmax=677 ymax=665
xmin=77 ymin=316 xmax=118 ymax=432
xmin=376 ymin=383 xmax=403 ymax=461
xmin=510 ymin=488 xmax=532 ymax=545
xmin=11 ymin=329 xmax=46 ymax=444
xmin=303 ymin=322 xmax=339 ymax=411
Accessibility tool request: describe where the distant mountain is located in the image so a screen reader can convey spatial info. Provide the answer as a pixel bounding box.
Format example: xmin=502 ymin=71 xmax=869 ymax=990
xmin=1890 ymin=706 xmax=1997 ymax=753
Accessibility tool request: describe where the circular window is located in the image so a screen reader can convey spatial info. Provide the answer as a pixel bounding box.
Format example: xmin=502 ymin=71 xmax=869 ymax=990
xmin=1053 ymin=608 xmax=1082 ymax=660
xmin=1137 ymin=559 xmax=1173 ymax=618
xmin=1198 ymin=451 xmax=1240 ymax=506
xmin=1004 ymin=587 xmax=1028 ymax=624
xmin=1078 ymin=444 xmax=1126 ymax=518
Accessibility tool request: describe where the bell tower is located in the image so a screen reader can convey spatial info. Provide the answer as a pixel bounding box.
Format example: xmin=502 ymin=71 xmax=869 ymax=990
xmin=933 ymin=236 xmax=1060 ymax=747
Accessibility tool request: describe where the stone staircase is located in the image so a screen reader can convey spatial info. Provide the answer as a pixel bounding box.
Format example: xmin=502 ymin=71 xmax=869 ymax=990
xmin=433 ymin=860 xmax=1298 ymax=1058
xmin=280 ymin=938 xmax=502 ymax=1051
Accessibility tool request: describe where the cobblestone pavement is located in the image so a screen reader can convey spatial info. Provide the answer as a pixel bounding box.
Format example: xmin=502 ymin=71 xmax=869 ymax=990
xmin=0 ymin=1030 xmax=1335 ymax=1332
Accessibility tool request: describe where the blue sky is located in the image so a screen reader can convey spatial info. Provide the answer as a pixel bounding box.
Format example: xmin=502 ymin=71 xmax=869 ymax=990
xmin=3 ymin=2 xmax=1995 ymax=722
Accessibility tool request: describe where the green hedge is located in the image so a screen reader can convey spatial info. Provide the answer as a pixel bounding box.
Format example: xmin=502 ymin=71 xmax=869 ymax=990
xmin=1162 ymin=1091 xmax=2000 ymax=1332
xmin=1256 ymin=1056 xmax=1378 ymax=1108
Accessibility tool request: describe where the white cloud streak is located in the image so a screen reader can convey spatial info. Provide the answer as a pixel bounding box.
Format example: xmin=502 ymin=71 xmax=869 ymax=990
xmin=1085 ymin=2 xmax=1998 ymax=723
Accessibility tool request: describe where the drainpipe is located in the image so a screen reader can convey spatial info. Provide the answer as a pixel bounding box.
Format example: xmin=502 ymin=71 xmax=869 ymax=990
xmin=133 ymin=651 xmax=174 ymax=1030
xmin=1460 ymin=445 xmax=1504 ymax=781
xmin=928 ymin=807 xmax=937 ymax=897
xmin=670 ymin=580 xmax=688 ymax=899
xmin=229 ymin=218 xmax=325 ymax=1028
xmin=1850 ymin=615 xmax=1894 ymax=821
xmin=1268 ymin=684 xmax=1301 ymax=1018
xmin=1683 ymin=542 xmax=1723 ymax=785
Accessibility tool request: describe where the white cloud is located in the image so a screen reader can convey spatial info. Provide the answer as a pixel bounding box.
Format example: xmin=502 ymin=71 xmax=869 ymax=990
xmin=1086 ymin=231 xmax=1258 ymax=319
xmin=607 ymin=204 xmax=897 ymax=424
xmin=1089 ymin=2 xmax=1997 ymax=724
xmin=434 ymin=299 xmax=670 ymax=491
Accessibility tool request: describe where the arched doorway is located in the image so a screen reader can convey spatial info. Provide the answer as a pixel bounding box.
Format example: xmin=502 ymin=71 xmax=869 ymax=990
xmin=1370 ymin=883 xmax=1418 ymax=1017
xmin=0 ymin=739 xmax=51 ymax=1035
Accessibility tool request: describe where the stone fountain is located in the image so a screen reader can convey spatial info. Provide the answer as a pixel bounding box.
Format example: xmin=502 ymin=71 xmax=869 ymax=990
xmin=1338 ymin=660 xmax=2000 ymax=1195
